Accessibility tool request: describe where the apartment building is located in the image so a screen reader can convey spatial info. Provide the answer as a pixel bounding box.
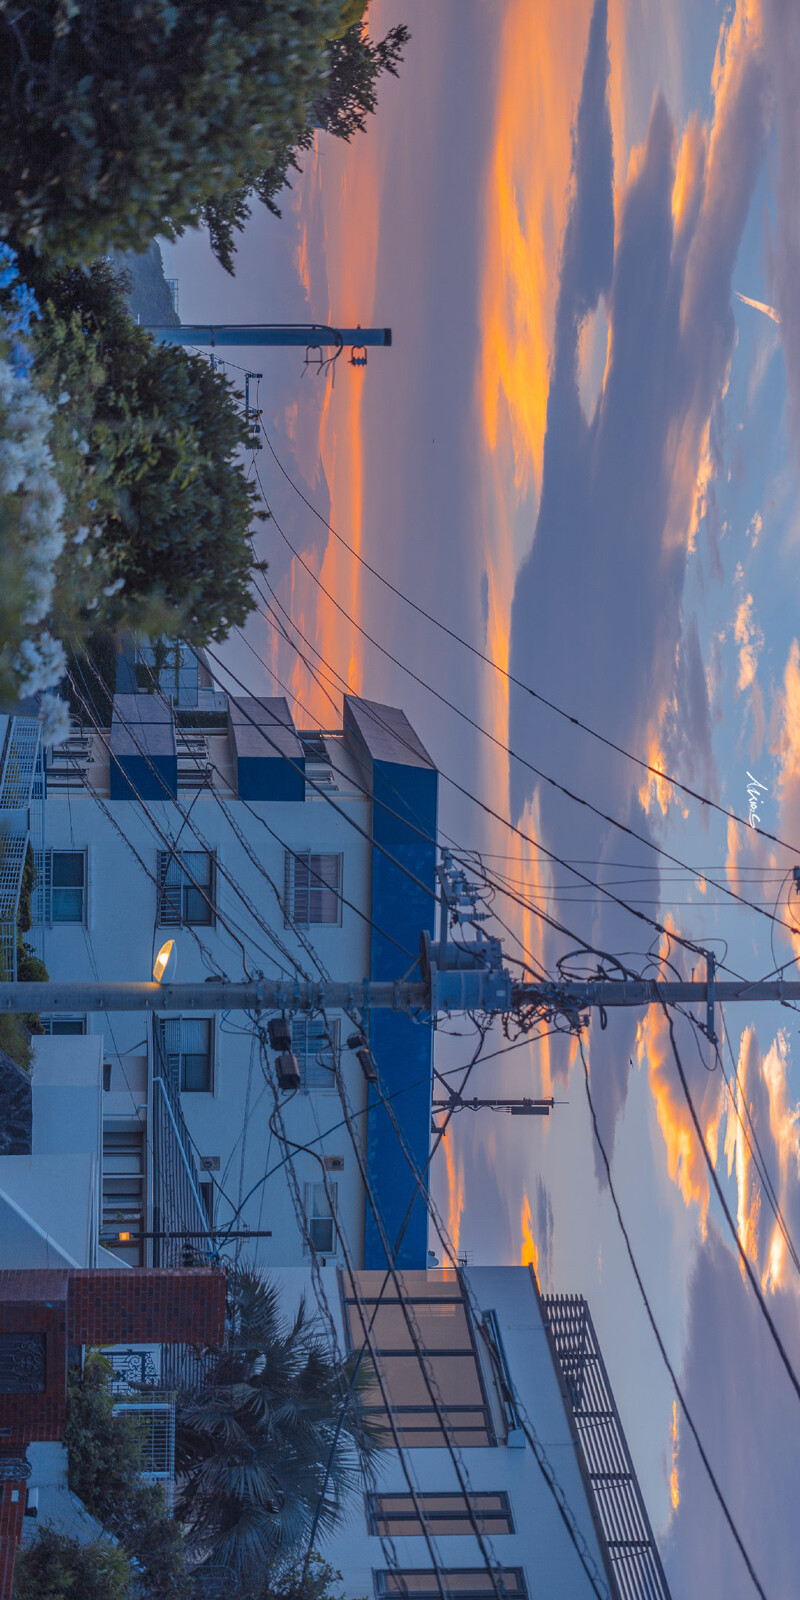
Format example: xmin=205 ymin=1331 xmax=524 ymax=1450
xmin=268 ymin=1263 xmax=673 ymax=1600
xmin=36 ymin=668 xmax=439 ymax=1274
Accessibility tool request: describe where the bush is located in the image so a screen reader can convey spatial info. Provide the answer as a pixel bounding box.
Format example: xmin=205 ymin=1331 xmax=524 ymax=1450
xmin=0 ymin=1 xmax=358 ymax=268
xmin=15 ymin=256 xmax=263 ymax=646
xmin=66 ymin=1353 xmax=191 ymax=1600
xmin=13 ymin=1525 xmax=132 ymax=1600
xmin=0 ymin=245 xmax=69 ymax=713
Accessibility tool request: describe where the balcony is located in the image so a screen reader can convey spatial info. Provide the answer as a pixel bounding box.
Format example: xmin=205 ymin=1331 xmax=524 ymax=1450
xmin=542 ymin=1294 xmax=672 ymax=1600
xmin=0 ymin=715 xmax=42 ymax=978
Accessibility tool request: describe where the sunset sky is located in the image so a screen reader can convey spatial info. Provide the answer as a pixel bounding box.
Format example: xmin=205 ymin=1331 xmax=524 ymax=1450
xmin=163 ymin=2 xmax=800 ymax=1592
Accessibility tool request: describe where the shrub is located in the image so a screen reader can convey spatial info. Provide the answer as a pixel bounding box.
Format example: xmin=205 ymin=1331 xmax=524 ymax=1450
xmin=13 ymin=1525 xmax=132 ymax=1600
xmin=66 ymin=1353 xmax=191 ymax=1600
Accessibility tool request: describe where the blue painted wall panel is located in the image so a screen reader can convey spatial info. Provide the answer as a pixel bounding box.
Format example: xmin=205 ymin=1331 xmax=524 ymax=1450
xmin=364 ymin=759 xmax=437 ymax=1270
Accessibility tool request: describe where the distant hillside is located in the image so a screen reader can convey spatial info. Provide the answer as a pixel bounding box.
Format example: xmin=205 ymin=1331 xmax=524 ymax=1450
xmin=109 ymin=241 xmax=180 ymax=328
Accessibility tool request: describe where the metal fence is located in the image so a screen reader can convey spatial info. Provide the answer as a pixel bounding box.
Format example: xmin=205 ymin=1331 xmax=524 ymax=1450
xmin=0 ymin=717 xmax=40 ymax=810
xmin=0 ymin=716 xmax=41 ymax=980
xmin=150 ymin=1017 xmax=214 ymax=1269
xmin=150 ymin=1019 xmax=221 ymax=1393
xmin=542 ymin=1294 xmax=672 ymax=1600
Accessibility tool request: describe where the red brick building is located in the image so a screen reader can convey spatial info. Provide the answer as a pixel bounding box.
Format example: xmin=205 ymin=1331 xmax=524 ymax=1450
xmin=0 ymin=1267 xmax=225 ymax=1598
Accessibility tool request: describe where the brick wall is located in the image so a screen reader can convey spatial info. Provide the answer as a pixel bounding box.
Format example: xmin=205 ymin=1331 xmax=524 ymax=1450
xmin=0 ymin=1482 xmax=27 ymax=1600
xmin=0 ymin=1273 xmax=68 ymax=1443
xmin=68 ymin=1268 xmax=225 ymax=1348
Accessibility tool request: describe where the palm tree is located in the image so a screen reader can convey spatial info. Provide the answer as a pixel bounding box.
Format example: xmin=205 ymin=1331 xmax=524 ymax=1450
xmin=175 ymin=1267 xmax=377 ymax=1590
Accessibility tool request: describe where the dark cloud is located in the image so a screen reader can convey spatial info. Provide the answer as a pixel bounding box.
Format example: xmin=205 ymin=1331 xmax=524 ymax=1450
xmin=507 ymin=0 xmax=769 ymax=1155
xmin=762 ymin=0 xmax=800 ymax=472
xmin=669 ymin=613 xmax=717 ymax=799
xmin=663 ymin=1224 xmax=800 ymax=1600
xmin=535 ymin=1173 xmax=555 ymax=1287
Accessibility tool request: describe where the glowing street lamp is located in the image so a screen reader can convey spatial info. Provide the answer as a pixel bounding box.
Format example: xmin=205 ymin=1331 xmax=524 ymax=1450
xmin=152 ymin=939 xmax=177 ymax=983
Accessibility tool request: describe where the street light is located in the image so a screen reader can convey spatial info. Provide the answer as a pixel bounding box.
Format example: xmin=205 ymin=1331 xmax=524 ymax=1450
xmin=152 ymin=939 xmax=176 ymax=983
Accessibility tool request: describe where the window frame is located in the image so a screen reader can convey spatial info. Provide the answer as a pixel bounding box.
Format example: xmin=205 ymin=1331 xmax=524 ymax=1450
xmin=37 ymin=848 xmax=86 ymax=925
xmin=284 ymin=851 xmax=343 ymax=928
xmin=158 ymin=1016 xmax=215 ymax=1094
xmin=367 ymin=1492 xmax=514 ymax=1539
xmin=373 ymin=1571 xmax=527 ymax=1600
xmin=342 ymin=1273 xmax=497 ymax=1449
xmin=292 ymin=1016 xmax=340 ymax=1092
xmin=157 ymin=848 xmax=215 ymax=929
xmin=39 ymin=1015 xmax=87 ymax=1036
xmin=304 ymin=1180 xmax=338 ymax=1255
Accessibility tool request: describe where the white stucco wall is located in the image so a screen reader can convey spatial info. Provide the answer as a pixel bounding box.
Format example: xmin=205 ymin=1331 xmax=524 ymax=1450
xmin=265 ymin=1265 xmax=613 ymax=1600
xmin=41 ymin=778 xmax=374 ymax=1268
xmin=0 ymin=1034 xmax=103 ymax=1267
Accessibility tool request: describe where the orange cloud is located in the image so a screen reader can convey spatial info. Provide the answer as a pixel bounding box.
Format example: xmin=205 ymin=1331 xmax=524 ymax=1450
xmin=520 ymin=1189 xmax=539 ymax=1283
xmin=760 ymin=1030 xmax=800 ymax=1293
xmin=277 ymin=101 xmax=383 ymax=725
xmin=442 ymin=1127 xmax=464 ymax=1281
xmin=669 ymin=1399 xmax=680 ymax=1511
xmin=636 ymin=927 xmax=724 ymax=1232
xmin=475 ymin=0 xmax=601 ymax=809
xmin=672 ymin=113 xmax=708 ymax=238
xmin=733 ymin=591 xmax=763 ymax=692
xmin=723 ymin=1025 xmax=762 ymax=1274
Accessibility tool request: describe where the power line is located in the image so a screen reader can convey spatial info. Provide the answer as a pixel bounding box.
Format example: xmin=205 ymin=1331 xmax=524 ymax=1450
xmin=716 ymin=1005 xmax=800 ymax=1281
xmin=240 ymin=480 xmax=800 ymax=953
xmin=260 ymin=423 xmax=800 ymax=869
xmin=251 ymin=450 xmax=800 ymax=947
xmin=662 ymin=1004 xmax=800 ymax=1410
xmin=578 ymin=1035 xmax=768 ymax=1600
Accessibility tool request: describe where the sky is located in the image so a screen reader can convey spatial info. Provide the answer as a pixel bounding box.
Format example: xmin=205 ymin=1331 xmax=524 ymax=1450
xmin=162 ymin=2 xmax=800 ymax=1593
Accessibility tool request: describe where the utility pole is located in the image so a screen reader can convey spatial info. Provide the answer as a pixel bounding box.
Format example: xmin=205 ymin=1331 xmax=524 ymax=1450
xmin=144 ymin=323 xmax=391 ymax=366
xmin=0 ymin=863 xmax=793 ymax=1037
xmin=1 ymin=974 xmax=798 ymax=1025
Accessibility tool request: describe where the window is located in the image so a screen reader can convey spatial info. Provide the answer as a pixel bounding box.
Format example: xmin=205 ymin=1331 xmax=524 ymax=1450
xmin=40 ymin=1015 xmax=86 ymax=1036
xmin=103 ymin=1129 xmax=145 ymax=1266
xmin=158 ymin=1017 xmax=213 ymax=1092
xmin=285 ymin=852 xmax=342 ymax=926
xmin=199 ymin=1180 xmax=215 ymax=1228
xmin=37 ymin=849 xmax=85 ymax=924
xmin=304 ymin=1181 xmax=337 ymax=1254
xmin=292 ymin=1016 xmax=340 ymax=1090
xmin=374 ymin=1573 xmax=526 ymax=1600
xmin=368 ymin=1493 xmax=513 ymax=1538
xmin=158 ymin=849 xmax=214 ymax=927
xmin=343 ymin=1271 xmax=496 ymax=1449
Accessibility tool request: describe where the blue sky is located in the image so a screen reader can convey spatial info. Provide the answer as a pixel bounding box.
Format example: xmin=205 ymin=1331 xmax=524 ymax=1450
xmin=163 ymin=2 xmax=800 ymax=1591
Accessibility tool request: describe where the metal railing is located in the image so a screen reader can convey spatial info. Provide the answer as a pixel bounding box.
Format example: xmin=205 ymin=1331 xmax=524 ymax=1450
xmin=28 ymin=743 xmax=45 ymax=966
xmin=0 ymin=716 xmax=40 ymax=810
xmin=542 ymin=1294 xmax=672 ymax=1600
xmin=150 ymin=1017 xmax=214 ymax=1269
xmin=0 ymin=716 xmax=41 ymax=979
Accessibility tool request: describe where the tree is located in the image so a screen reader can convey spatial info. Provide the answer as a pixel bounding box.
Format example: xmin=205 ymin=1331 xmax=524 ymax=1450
xmin=316 ymin=22 xmax=411 ymax=141
xmin=253 ymin=1552 xmax=367 ymax=1600
xmin=175 ymin=1267 xmax=378 ymax=1589
xmin=65 ymin=1351 xmax=192 ymax=1600
xmin=14 ymin=255 xmax=263 ymax=645
xmin=209 ymin=21 xmax=411 ymax=251
xmin=0 ymin=1 xmax=361 ymax=267
xmin=12 ymin=1525 xmax=133 ymax=1600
